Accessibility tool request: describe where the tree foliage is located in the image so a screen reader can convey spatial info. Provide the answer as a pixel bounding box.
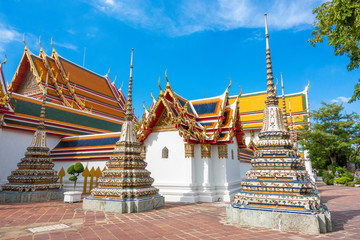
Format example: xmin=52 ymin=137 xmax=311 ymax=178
xmin=309 ymin=0 xmax=360 ymax=102
xmin=309 ymin=0 xmax=360 ymax=71
xmin=67 ymin=162 xmax=85 ymax=191
xmin=299 ymin=102 xmax=360 ymax=170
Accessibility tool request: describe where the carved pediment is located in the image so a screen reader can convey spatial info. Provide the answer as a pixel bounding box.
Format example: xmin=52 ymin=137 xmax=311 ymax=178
xmin=153 ymin=110 xmax=176 ymax=132
xmin=17 ymin=70 xmax=41 ymax=96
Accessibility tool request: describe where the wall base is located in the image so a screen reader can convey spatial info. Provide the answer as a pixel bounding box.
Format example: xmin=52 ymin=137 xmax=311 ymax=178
xmin=83 ymin=195 xmax=165 ymax=213
xmin=226 ymin=205 xmax=332 ymax=234
xmin=0 ymin=189 xmax=64 ymax=203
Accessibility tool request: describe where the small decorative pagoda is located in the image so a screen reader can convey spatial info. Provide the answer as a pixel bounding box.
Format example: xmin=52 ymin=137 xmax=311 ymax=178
xmin=83 ymin=49 xmax=164 ymax=213
xmin=0 ymin=74 xmax=63 ymax=202
xmin=226 ymin=14 xmax=331 ymax=234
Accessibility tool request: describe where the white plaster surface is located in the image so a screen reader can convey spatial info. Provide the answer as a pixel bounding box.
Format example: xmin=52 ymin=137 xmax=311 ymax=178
xmin=143 ymin=131 xmax=251 ymax=203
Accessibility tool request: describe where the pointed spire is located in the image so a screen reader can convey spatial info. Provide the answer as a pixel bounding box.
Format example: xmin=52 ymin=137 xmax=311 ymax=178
xmin=51 ymin=37 xmax=56 ymax=55
xmin=165 ymin=70 xmax=170 ymax=88
xmin=264 ymin=13 xmax=278 ymax=106
xmin=281 ymin=72 xmax=289 ymax=130
xmin=158 ymin=77 xmax=163 ymax=95
xmin=39 ymin=36 xmax=44 ymax=56
xmin=288 ymin=100 xmax=295 ymax=142
xmin=0 ymin=55 xmax=7 ymax=68
xmin=30 ymin=72 xmax=48 ymax=148
xmin=23 ymin=33 xmax=28 ymax=51
xmin=125 ymin=48 xmax=134 ymax=121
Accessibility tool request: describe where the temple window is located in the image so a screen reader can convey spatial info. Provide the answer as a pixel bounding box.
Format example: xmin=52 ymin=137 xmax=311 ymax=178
xmin=162 ymin=147 xmax=169 ymax=158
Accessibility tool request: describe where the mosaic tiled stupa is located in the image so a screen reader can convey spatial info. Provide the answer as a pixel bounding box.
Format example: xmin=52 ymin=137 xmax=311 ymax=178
xmin=226 ymin=14 xmax=331 ymax=234
xmin=83 ymin=49 xmax=164 ymax=213
xmin=0 ymin=76 xmax=63 ymax=202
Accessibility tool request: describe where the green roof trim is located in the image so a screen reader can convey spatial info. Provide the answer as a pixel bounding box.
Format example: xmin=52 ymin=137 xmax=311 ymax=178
xmin=10 ymin=98 xmax=122 ymax=134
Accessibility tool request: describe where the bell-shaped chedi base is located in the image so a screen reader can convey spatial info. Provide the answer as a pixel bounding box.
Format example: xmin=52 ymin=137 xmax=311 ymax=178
xmin=83 ymin=49 xmax=164 ymax=213
xmin=83 ymin=122 xmax=165 ymax=213
xmin=1 ymin=92 xmax=63 ymax=202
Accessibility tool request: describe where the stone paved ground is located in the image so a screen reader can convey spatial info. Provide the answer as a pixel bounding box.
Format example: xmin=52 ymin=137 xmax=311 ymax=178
xmin=0 ymin=184 xmax=359 ymax=240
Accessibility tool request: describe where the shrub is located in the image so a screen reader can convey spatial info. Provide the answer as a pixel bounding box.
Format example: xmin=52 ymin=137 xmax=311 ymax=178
xmin=335 ymin=176 xmax=352 ymax=185
xmin=355 ymin=179 xmax=360 ymax=184
xmin=325 ymin=178 xmax=334 ymax=185
xmin=322 ymin=171 xmax=334 ymax=184
xmin=318 ymin=169 xmax=327 ymax=177
xmin=335 ymin=167 xmax=346 ymax=175
xmin=328 ymin=163 xmax=339 ymax=174
xmin=67 ymin=162 xmax=85 ymax=191
xmin=345 ymin=182 xmax=355 ymax=187
xmin=343 ymin=171 xmax=354 ymax=181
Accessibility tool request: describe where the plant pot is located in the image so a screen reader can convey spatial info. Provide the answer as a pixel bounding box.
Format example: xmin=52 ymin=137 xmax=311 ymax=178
xmin=64 ymin=191 xmax=82 ymax=203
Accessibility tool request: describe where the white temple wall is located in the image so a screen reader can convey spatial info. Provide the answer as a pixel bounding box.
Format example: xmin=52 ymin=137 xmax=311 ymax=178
xmin=143 ymin=131 xmax=253 ymax=203
xmin=144 ymin=131 xmax=199 ymax=202
xmin=0 ymin=128 xmax=61 ymax=187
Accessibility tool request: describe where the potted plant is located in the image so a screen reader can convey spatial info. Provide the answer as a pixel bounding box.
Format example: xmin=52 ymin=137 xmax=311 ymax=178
xmin=64 ymin=162 xmax=84 ymax=203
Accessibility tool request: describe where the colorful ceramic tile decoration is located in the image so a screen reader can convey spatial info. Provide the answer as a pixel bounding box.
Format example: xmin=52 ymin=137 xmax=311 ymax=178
xmin=1 ymin=74 xmax=62 ymax=197
xmin=227 ymin=14 xmax=331 ymax=234
xmin=83 ymin=49 xmax=164 ymax=213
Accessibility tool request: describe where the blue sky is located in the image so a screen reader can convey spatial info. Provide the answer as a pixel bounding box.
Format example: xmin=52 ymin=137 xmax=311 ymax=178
xmin=1 ymin=0 xmax=359 ymax=117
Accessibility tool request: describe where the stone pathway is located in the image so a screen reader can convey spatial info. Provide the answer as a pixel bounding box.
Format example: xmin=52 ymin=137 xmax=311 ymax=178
xmin=0 ymin=184 xmax=359 ymax=239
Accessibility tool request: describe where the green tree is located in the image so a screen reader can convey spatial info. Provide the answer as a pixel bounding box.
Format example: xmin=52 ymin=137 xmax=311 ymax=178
xmin=67 ymin=162 xmax=85 ymax=191
xmin=299 ymin=102 xmax=359 ymax=170
xmin=309 ymin=0 xmax=360 ymax=102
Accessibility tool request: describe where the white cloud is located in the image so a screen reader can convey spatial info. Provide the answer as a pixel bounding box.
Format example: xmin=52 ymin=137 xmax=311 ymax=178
xmin=88 ymin=0 xmax=324 ymax=36
xmin=53 ymin=41 xmax=78 ymax=51
xmin=331 ymin=96 xmax=351 ymax=103
xmin=0 ymin=24 xmax=22 ymax=54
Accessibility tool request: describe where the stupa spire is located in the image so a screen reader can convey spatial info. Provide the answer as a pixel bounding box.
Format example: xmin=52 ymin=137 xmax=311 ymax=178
xmin=119 ymin=48 xmax=137 ymax=143
xmin=125 ymin=48 xmax=134 ymax=121
xmin=30 ymin=72 xmax=48 ymax=148
xmin=264 ymin=13 xmax=278 ymax=106
xmin=281 ymin=72 xmax=289 ymax=130
xmin=83 ymin=48 xmax=164 ymax=213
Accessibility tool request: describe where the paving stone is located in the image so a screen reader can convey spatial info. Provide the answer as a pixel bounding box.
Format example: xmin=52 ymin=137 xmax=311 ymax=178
xmin=0 ymin=184 xmax=358 ymax=239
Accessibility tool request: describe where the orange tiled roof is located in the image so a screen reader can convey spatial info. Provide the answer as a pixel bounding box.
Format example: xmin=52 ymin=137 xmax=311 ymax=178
xmin=8 ymin=44 xmax=126 ymax=122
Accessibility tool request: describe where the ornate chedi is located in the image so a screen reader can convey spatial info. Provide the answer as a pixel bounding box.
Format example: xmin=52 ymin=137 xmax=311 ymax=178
xmin=83 ymin=49 xmax=164 ymax=213
xmin=0 ymin=74 xmax=63 ymax=202
xmin=226 ymin=14 xmax=331 ymax=234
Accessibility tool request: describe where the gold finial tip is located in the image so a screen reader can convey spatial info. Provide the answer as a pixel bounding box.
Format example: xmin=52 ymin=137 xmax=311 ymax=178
xmin=1 ymin=55 xmax=7 ymax=66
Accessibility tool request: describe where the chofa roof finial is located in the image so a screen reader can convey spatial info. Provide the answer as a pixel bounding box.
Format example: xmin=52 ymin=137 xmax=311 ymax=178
xmin=23 ymin=33 xmax=28 ymax=51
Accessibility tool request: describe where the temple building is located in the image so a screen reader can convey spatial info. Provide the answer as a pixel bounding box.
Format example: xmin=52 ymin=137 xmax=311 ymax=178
xmin=226 ymin=14 xmax=330 ymax=234
xmin=0 ymin=39 xmax=125 ymax=186
xmin=0 ymin=37 xmax=312 ymax=204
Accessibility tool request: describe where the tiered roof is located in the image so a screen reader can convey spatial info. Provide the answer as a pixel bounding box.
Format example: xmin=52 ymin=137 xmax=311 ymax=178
xmin=137 ymin=75 xmax=247 ymax=147
xmin=2 ymin=39 xmax=125 ymax=136
xmin=137 ymin=73 xmax=309 ymax=149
